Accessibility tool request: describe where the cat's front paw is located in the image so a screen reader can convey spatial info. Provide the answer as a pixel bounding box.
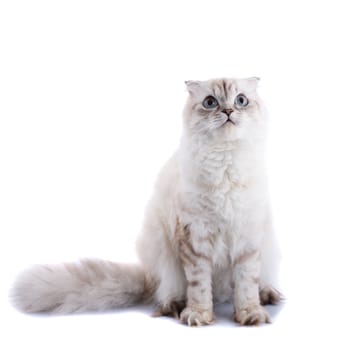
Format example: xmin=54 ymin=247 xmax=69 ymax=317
xmin=180 ymin=307 xmax=215 ymax=327
xmin=234 ymin=304 xmax=270 ymax=326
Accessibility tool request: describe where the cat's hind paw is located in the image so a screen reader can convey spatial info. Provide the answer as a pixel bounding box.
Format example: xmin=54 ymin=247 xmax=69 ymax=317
xmin=180 ymin=307 xmax=215 ymax=327
xmin=152 ymin=300 xmax=186 ymax=319
xmin=259 ymin=286 xmax=283 ymax=305
xmin=234 ymin=305 xmax=270 ymax=326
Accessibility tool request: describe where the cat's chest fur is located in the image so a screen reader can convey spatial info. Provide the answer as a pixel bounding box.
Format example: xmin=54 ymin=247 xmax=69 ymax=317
xmin=178 ymin=144 xmax=265 ymax=265
xmin=181 ymin=144 xmax=261 ymax=222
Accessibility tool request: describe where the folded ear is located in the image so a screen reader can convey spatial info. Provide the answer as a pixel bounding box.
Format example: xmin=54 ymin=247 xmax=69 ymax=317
xmin=185 ymin=80 xmax=201 ymax=96
xmin=247 ymin=76 xmax=260 ymax=86
xmin=185 ymin=80 xmax=200 ymax=86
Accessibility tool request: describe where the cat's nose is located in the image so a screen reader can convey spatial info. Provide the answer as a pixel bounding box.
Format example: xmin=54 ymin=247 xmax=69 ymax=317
xmin=222 ymin=108 xmax=233 ymax=116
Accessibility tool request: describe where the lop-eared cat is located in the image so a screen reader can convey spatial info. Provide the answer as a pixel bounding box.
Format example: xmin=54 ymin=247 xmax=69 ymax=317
xmin=12 ymin=78 xmax=281 ymax=326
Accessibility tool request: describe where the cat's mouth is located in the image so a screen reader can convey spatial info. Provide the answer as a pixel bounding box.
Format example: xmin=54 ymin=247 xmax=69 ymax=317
xmin=225 ymin=119 xmax=236 ymax=125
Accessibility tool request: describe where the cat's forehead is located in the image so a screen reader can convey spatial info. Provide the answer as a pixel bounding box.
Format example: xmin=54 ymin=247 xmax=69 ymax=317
xmin=186 ymin=77 xmax=259 ymax=99
xmin=209 ymin=79 xmax=237 ymax=98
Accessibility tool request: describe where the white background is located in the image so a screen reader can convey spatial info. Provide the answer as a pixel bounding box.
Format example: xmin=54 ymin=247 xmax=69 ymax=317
xmin=1 ymin=0 xmax=350 ymax=349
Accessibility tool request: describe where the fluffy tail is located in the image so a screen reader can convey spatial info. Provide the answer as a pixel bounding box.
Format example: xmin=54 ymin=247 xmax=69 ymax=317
xmin=11 ymin=259 xmax=152 ymax=314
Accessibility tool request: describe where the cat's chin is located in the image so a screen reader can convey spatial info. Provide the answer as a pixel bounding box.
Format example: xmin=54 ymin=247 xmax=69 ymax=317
xmin=222 ymin=120 xmax=239 ymax=135
xmin=210 ymin=123 xmax=241 ymax=142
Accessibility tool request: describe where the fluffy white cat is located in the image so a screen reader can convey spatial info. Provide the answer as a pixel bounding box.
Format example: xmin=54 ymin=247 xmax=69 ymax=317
xmin=11 ymin=78 xmax=281 ymax=326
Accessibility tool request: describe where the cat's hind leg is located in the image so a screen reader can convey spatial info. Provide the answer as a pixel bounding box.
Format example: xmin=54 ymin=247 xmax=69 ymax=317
xmin=259 ymin=216 xmax=283 ymax=306
xmin=136 ymin=213 xmax=187 ymax=319
xmin=152 ymin=256 xmax=187 ymax=319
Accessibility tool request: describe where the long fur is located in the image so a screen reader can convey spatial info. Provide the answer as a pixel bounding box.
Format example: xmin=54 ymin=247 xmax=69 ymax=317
xmin=11 ymin=259 xmax=149 ymax=313
xmin=11 ymin=78 xmax=281 ymax=326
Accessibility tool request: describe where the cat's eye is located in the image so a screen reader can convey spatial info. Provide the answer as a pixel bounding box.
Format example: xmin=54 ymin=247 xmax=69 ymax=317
xmin=203 ymin=96 xmax=219 ymax=109
xmin=235 ymin=94 xmax=249 ymax=107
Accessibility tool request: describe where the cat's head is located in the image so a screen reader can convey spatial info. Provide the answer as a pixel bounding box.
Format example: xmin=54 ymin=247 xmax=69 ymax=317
xmin=183 ymin=78 xmax=266 ymax=143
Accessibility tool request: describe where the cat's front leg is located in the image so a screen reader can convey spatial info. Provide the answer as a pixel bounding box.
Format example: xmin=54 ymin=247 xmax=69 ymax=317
xmin=178 ymin=225 xmax=215 ymax=326
xmin=233 ymin=250 xmax=270 ymax=326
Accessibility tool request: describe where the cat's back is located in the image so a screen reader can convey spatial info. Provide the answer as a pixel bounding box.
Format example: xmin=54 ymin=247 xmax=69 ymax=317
xmin=153 ymin=152 xmax=181 ymax=201
xmin=136 ymin=153 xmax=181 ymax=265
xmin=142 ymin=152 xmax=181 ymax=230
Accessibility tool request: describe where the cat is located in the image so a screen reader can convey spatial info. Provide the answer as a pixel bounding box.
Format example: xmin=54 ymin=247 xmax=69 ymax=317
xmin=11 ymin=77 xmax=282 ymax=326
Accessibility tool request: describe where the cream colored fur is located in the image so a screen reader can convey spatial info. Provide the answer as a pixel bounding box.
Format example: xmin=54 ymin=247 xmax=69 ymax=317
xmin=11 ymin=78 xmax=281 ymax=326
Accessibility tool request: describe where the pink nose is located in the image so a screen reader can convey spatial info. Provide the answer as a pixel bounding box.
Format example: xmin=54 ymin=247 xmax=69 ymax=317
xmin=222 ymin=108 xmax=233 ymax=116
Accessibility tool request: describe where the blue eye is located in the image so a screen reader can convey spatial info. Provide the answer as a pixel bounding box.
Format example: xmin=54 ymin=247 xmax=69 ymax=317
xmin=203 ymin=96 xmax=218 ymax=109
xmin=235 ymin=94 xmax=249 ymax=107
